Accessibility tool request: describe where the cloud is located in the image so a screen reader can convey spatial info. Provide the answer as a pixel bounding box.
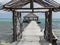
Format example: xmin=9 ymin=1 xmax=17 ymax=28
xmin=54 ymin=0 xmax=60 ymax=4
xmin=0 ymin=0 xmax=11 ymax=5
xmin=0 ymin=10 xmax=12 ymax=18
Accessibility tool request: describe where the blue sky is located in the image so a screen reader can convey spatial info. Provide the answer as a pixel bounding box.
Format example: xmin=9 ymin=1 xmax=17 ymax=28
xmin=0 ymin=0 xmax=60 ymax=19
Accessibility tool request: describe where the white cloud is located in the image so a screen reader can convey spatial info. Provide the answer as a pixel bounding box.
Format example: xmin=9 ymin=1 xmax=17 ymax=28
xmin=54 ymin=0 xmax=60 ymax=4
xmin=0 ymin=0 xmax=11 ymax=4
xmin=0 ymin=10 xmax=12 ymax=18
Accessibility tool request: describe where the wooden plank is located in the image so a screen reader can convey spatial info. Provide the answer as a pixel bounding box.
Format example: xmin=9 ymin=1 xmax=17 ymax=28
xmin=4 ymin=0 xmax=30 ymax=8
xmin=12 ymin=21 xmax=52 ymax=45
xmin=23 ymin=21 xmax=43 ymax=36
xmin=4 ymin=7 xmax=55 ymax=9
xmin=15 ymin=9 xmax=49 ymax=13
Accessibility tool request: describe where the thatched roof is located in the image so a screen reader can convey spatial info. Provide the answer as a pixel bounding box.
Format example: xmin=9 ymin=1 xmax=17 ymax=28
xmin=4 ymin=0 xmax=60 ymax=8
xmin=4 ymin=0 xmax=60 ymax=11
xmin=24 ymin=13 xmax=38 ymax=18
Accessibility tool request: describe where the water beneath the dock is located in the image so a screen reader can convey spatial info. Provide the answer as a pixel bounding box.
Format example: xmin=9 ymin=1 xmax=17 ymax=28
xmin=0 ymin=18 xmax=60 ymax=45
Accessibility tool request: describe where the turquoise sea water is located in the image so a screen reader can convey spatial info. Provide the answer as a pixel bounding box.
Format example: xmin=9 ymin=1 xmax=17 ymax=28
xmin=0 ymin=18 xmax=12 ymax=22
xmin=38 ymin=18 xmax=60 ymax=29
xmin=0 ymin=18 xmax=60 ymax=29
xmin=0 ymin=18 xmax=60 ymax=43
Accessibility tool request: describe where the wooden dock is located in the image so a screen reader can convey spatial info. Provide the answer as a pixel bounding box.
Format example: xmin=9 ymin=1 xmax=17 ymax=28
xmin=11 ymin=21 xmax=52 ymax=45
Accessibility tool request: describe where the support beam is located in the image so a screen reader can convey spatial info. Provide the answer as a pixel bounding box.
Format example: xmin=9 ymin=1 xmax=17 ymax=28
xmin=30 ymin=0 xmax=34 ymax=12
xmin=12 ymin=11 xmax=22 ymax=42
xmin=12 ymin=10 xmax=17 ymax=42
xmin=15 ymin=9 xmax=49 ymax=13
xmin=44 ymin=12 xmax=48 ymax=40
xmin=44 ymin=9 xmax=52 ymax=42
xmin=20 ymin=12 xmax=22 ymax=34
xmin=48 ymin=9 xmax=52 ymax=42
xmin=17 ymin=12 xmax=22 ymax=41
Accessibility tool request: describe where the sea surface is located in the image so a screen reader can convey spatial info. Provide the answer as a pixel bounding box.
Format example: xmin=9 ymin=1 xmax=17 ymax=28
xmin=0 ymin=18 xmax=60 ymax=30
xmin=39 ymin=18 xmax=60 ymax=29
xmin=0 ymin=18 xmax=60 ymax=44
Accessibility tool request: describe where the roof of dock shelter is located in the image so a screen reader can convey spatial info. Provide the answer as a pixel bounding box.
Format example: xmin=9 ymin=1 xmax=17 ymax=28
xmin=24 ymin=13 xmax=38 ymax=18
xmin=4 ymin=0 xmax=60 ymax=11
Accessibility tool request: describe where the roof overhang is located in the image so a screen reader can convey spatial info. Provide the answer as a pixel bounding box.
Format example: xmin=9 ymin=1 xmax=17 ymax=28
xmin=3 ymin=0 xmax=60 ymax=12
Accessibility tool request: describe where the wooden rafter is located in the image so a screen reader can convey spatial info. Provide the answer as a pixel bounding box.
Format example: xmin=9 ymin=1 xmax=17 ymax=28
xmin=4 ymin=0 xmax=30 ymax=8
xmin=4 ymin=0 xmax=54 ymax=8
xmin=34 ymin=0 xmax=60 ymax=11
xmin=35 ymin=0 xmax=54 ymax=7
xmin=4 ymin=0 xmax=60 ymax=12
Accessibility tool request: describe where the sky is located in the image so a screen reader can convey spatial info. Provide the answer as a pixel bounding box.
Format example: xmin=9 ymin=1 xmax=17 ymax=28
xmin=0 ymin=0 xmax=60 ymax=19
xmin=54 ymin=0 xmax=60 ymax=4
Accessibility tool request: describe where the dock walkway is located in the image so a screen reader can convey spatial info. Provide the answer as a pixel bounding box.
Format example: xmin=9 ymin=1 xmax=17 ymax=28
xmin=12 ymin=21 xmax=52 ymax=45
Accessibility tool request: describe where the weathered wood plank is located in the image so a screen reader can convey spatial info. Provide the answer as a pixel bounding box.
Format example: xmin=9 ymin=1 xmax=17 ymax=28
xmin=12 ymin=21 xmax=52 ymax=45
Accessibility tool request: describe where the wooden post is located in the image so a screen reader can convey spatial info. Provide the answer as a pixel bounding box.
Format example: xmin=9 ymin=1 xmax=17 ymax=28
xmin=12 ymin=11 xmax=22 ymax=42
xmin=17 ymin=12 xmax=21 ymax=40
xmin=20 ymin=12 xmax=22 ymax=39
xmin=48 ymin=8 xmax=52 ymax=42
xmin=30 ymin=0 xmax=34 ymax=12
xmin=17 ymin=12 xmax=22 ymax=39
xmin=12 ymin=10 xmax=17 ymax=42
xmin=45 ymin=8 xmax=52 ymax=43
xmin=44 ymin=12 xmax=49 ymax=40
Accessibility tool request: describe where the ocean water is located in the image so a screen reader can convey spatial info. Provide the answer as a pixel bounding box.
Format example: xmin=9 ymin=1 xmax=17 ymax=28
xmin=0 ymin=18 xmax=60 ymax=29
xmin=39 ymin=18 xmax=60 ymax=29
xmin=0 ymin=18 xmax=60 ymax=42
xmin=0 ymin=18 xmax=12 ymax=22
